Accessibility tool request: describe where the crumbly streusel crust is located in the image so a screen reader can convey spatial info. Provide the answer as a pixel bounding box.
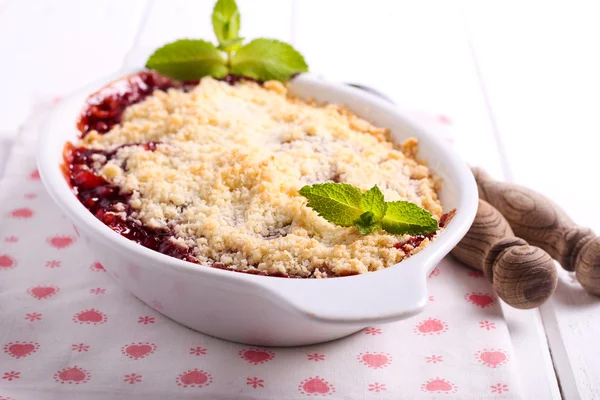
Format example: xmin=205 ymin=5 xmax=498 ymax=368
xmin=79 ymin=77 xmax=443 ymax=277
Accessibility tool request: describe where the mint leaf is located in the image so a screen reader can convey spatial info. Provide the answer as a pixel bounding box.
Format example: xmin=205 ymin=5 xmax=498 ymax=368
xmin=360 ymin=185 xmax=387 ymax=220
xmin=212 ymin=0 xmax=240 ymax=45
xmin=381 ymin=201 xmax=438 ymax=235
xmin=299 ymin=183 xmax=363 ymax=226
xmin=145 ymin=39 xmax=228 ymax=80
xmin=355 ymin=211 xmax=380 ymax=234
xmin=231 ymin=39 xmax=308 ymax=81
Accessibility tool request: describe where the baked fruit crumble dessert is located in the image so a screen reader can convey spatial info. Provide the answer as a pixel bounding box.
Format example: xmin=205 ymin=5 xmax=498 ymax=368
xmin=64 ymin=71 xmax=448 ymax=278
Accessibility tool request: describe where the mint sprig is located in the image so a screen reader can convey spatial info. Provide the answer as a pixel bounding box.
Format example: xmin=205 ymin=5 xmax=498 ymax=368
xmin=145 ymin=0 xmax=308 ymax=82
xmin=299 ymin=183 xmax=439 ymax=236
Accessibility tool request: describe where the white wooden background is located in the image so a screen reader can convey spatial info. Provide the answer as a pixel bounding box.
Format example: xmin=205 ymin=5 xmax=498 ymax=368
xmin=1 ymin=1 xmax=599 ymax=398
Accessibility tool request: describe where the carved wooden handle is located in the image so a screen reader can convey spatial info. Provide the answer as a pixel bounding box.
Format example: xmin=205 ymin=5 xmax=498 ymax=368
xmin=451 ymin=199 xmax=557 ymax=309
xmin=472 ymin=167 xmax=600 ymax=296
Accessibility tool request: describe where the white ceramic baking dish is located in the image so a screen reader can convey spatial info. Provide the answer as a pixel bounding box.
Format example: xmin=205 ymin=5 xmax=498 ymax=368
xmin=38 ymin=70 xmax=478 ymax=346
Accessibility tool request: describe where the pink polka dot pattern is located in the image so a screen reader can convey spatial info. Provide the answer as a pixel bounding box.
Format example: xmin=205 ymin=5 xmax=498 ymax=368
xmin=0 ymin=105 xmax=522 ymax=398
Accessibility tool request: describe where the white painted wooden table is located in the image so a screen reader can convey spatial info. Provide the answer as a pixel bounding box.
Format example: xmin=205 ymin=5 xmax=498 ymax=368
xmin=1 ymin=1 xmax=598 ymax=398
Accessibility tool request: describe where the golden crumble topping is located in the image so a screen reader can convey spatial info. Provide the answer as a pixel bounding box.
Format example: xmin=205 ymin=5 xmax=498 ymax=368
xmin=78 ymin=77 xmax=443 ymax=277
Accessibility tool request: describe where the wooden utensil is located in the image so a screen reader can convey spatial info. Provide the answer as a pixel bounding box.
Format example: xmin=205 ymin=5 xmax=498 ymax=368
xmin=451 ymin=199 xmax=558 ymax=309
xmin=472 ymin=167 xmax=600 ymax=296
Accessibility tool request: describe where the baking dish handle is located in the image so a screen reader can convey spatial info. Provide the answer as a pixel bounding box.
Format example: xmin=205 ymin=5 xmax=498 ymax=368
xmin=262 ymin=258 xmax=436 ymax=325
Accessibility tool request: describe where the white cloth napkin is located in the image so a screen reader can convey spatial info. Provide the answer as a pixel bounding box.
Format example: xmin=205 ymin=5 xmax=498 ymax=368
xmin=0 ymin=102 xmax=523 ymax=399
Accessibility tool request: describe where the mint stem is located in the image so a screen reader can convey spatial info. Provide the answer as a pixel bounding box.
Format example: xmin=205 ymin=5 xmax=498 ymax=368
xmin=226 ymin=50 xmax=233 ymax=69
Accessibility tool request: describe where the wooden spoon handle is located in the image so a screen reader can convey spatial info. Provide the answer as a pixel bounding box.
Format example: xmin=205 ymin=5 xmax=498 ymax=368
xmin=451 ymin=199 xmax=557 ymax=309
xmin=472 ymin=167 xmax=600 ymax=296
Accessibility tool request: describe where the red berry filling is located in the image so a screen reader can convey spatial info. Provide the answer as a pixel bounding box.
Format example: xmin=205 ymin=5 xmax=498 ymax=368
xmin=77 ymin=71 xmax=178 ymax=136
